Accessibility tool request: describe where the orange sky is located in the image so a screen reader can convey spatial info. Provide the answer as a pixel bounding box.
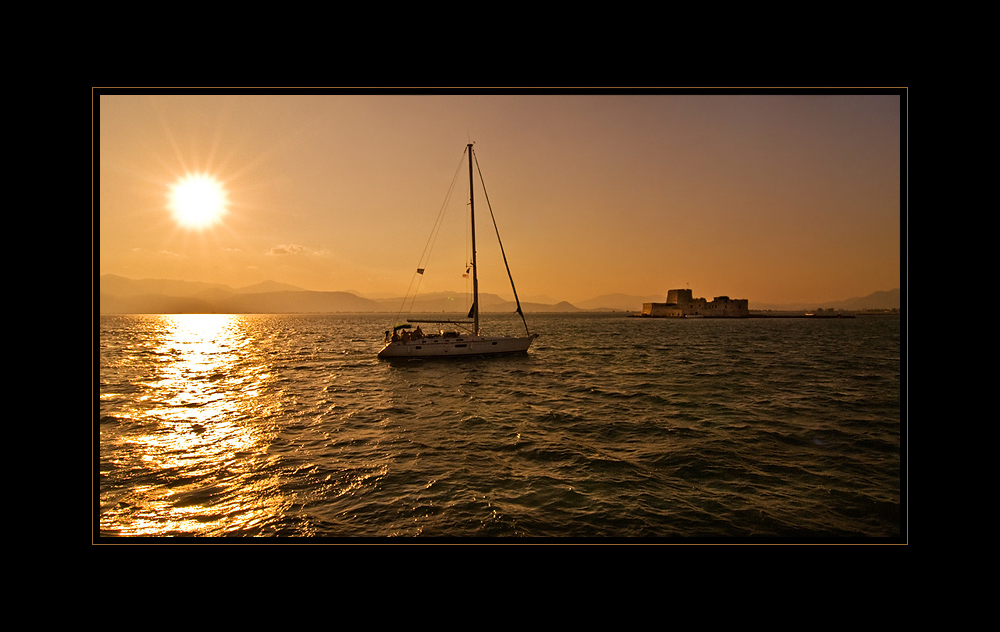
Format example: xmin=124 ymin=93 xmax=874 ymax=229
xmin=97 ymin=91 xmax=903 ymax=306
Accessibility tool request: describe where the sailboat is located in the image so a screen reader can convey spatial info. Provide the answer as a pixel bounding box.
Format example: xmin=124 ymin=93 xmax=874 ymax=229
xmin=377 ymin=143 xmax=538 ymax=360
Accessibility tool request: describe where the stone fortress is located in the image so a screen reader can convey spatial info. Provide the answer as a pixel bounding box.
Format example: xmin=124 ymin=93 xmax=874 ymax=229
xmin=640 ymin=288 xmax=749 ymax=318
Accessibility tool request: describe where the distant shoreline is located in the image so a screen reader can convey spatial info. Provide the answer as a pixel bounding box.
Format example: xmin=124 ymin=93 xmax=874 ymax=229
xmin=631 ymin=310 xmax=899 ymax=319
xmin=98 ymin=310 xmax=900 ymax=318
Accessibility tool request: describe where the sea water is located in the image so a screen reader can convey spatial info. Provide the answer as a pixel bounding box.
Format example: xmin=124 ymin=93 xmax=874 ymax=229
xmin=96 ymin=312 xmax=903 ymax=540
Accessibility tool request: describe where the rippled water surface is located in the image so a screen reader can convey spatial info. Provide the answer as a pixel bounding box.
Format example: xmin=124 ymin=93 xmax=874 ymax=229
xmin=97 ymin=313 xmax=903 ymax=540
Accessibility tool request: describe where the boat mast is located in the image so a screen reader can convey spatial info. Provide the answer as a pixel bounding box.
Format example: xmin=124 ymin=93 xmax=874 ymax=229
xmin=468 ymin=143 xmax=479 ymax=335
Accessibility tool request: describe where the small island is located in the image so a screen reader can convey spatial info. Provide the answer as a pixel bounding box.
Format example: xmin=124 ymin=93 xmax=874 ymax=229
xmin=633 ymin=288 xmax=887 ymax=318
xmin=638 ymin=289 xmax=749 ymax=318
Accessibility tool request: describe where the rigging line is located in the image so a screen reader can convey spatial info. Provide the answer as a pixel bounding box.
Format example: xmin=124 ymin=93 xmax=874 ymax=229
xmin=472 ymin=148 xmax=531 ymax=336
xmin=394 ymin=269 xmax=424 ymax=326
xmin=391 ymin=149 xmax=467 ymax=326
xmin=418 ymin=150 xmax=466 ymax=271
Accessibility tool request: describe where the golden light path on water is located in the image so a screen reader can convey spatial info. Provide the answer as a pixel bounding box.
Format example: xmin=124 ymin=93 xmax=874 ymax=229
xmin=105 ymin=314 xmax=285 ymax=536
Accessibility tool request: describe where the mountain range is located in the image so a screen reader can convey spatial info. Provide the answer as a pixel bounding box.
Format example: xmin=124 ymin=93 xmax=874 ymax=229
xmin=97 ymin=275 xmax=900 ymax=314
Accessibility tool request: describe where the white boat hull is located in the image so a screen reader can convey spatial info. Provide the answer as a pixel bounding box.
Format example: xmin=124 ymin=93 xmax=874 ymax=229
xmin=377 ymin=333 xmax=537 ymax=359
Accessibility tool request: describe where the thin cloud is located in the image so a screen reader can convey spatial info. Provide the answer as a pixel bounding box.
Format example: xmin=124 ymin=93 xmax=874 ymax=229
xmin=266 ymin=244 xmax=326 ymax=256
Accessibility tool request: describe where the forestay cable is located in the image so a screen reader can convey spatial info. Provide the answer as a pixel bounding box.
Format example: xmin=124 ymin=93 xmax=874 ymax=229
xmin=473 ymin=148 xmax=530 ymax=336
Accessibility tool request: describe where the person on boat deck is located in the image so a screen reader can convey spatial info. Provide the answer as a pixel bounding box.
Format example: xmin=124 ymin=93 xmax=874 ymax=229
xmin=414 ymin=326 xmax=423 ymax=338
xmin=391 ymin=330 xmax=400 ymax=343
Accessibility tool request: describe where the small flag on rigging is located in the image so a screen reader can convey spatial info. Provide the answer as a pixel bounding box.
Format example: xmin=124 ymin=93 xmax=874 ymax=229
xmin=416 ymin=268 xmax=424 ymax=275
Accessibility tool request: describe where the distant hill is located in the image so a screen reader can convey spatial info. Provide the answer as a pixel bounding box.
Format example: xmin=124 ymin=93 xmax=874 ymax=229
xmin=99 ymin=274 xmax=241 ymax=298
xmin=372 ymin=291 xmax=582 ymax=314
xmin=235 ymin=280 xmax=307 ymax=294
xmin=98 ymin=275 xmax=380 ymax=314
xmin=218 ymin=291 xmax=383 ymax=313
xmin=753 ymin=288 xmax=901 ymax=312
xmin=99 ymin=293 xmax=218 ymax=315
xmin=575 ymin=293 xmax=667 ymax=311
xmin=97 ymin=276 xmax=580 ymax=314
xmin=822 ymin=288 xmax=900 ymax=311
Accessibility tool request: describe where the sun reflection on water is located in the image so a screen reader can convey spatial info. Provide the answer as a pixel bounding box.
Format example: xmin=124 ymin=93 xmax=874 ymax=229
xmin=101 ymin=314 xmax=286 ymax=536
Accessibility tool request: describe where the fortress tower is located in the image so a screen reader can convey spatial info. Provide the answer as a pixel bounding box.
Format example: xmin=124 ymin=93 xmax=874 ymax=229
xmin=666 ymin=288 xmax=693 ymax=305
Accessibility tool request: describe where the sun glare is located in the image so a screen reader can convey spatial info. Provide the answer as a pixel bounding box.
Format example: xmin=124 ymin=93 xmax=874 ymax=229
xmin=168 ymin=173 xmax=228 ymax=229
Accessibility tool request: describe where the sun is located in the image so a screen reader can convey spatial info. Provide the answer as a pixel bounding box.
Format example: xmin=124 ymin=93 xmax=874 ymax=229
xmin=168 ymin=173 xmax=228 ymax=229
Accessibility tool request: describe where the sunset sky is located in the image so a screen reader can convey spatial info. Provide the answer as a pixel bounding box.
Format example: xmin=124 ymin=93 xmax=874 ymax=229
xmin=97 ymin=91 xmax=903 ymax=306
